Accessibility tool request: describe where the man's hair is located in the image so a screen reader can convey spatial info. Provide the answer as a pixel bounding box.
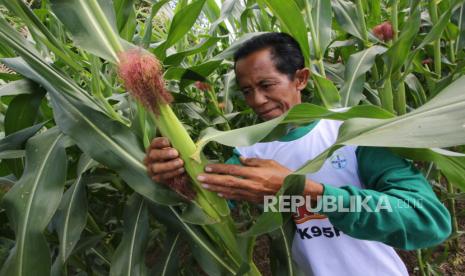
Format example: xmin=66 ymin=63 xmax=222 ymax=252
xmin=233 ymin=32 xmax=305 ymax=79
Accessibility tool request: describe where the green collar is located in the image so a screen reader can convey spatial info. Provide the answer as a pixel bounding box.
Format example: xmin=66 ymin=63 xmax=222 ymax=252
xmin=278 ymin=120 xmax=319 ymax=142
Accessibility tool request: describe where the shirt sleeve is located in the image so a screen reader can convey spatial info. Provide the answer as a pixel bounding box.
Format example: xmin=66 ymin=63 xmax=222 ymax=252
xmin=225 ymin=148 xmax=242 ymax=165
xmin=319 ymin=146 xmax=451 ymax=250
xmin=224 ymin=149 xmax=242 ymax=209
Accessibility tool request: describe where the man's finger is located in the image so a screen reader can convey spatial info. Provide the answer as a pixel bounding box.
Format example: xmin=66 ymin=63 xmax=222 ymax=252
xmin=205 ymin=163 xmax=256 ymax=179
xmin=159 ymin=168 xmax=186 ymax=180
xmin=151 ymin=158 xmax=183 ymax=173
xmin=148 ymin=148 xmax=179 ymax=161
xmin=201 ymin=184 xmax=258 ymax=200
xmin=239 ymin=157 xmax=268 ymax=167
xmin=198 ymin=173 xmax=275 ymax=194
xmin=149 ymin=137 xmax=171 ymax=150
xmin=198 ymin=173 xmax=252 ymax=190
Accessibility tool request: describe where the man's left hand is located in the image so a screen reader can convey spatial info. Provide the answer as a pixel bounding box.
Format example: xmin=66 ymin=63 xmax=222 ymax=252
xmin=197 ymin=157 xmax=291 ymax=203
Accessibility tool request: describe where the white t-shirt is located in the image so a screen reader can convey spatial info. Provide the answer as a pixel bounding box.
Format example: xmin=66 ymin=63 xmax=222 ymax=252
xmin=235 ymin=119 xmax=408 ymax=276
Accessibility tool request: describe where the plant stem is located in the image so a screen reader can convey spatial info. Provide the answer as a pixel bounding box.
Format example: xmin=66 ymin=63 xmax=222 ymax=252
xmin=355 ymin=0 xmax=369 ymax=44
xmin=417 ymin=249 xmax=426 ymax=276
xmin=305 ymin=1 xmax=326 ymax=77
xmin=393 ymin=76 xmax=406 ymax=115
xmin=391 ymin=1 xmax=399 ymax=41
xmin=136 ymin=102 xmax=150 ymax=148
xmin=446 ymin=175 xmax=459 ymax=250
xmin=455 ymin=4 xmax=464 ymax=56
xmin=390 ymin=0 xmax=406 ymax=115
xmin=206 ymin=87 xmax=231 ymax=131
xmin=448 ymin=40 xmax=456 ymax=63
xmin=429 ymin=0 xmax=442 ymax=77
xmin=379 ymin=68 xmax=395 ymax=113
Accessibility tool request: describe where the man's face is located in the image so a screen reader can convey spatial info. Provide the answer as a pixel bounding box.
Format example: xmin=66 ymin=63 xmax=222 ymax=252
xmin=235 ymin=48 xmax=308 ymax=121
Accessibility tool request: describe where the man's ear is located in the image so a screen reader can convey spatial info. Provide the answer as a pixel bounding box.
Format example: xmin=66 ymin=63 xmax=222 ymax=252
xmin=295 ymin=68 xmax=310 ymax=91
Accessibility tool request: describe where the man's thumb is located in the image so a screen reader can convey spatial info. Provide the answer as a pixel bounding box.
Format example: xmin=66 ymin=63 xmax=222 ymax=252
xmin=239 ymin=156 xmax=262 ymax=167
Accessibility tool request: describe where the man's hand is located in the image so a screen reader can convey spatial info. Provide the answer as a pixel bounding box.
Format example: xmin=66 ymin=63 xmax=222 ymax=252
xmin=197 ymin=157 xmax=293 ymax=203
xmin=144 ymin=137 xmax=187 ymax=186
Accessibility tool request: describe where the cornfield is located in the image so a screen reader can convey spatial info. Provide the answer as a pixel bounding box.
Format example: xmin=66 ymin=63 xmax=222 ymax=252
xmin=0 ymin=0 xmax=464 ymax=275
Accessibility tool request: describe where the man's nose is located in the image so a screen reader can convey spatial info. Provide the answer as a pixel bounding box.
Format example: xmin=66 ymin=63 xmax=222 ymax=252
xmin=251 ymin=90 xmax=268 ymax=105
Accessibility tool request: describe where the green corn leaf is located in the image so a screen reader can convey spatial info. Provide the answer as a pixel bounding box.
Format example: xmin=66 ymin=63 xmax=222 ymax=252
xmin=392 ymin=148 xmax=465 ymax=191
xmin=312 ymin=74 xmax=341 ymax=108
xmin=0 ymin=150 xmax=25 ymax=159
xmin=51 ymin=154 xmax=95 ymax=276
xmin=417 ymin=8 xmax=452 ymax=50
xmin=0 ymin=80 xmax=36 ymax=97
xmin=3 ymin=91 xmax=45 ymax=178
xmin=193 ymin=75 xmax=465 ymax=176
xmin=401 ymin=6 xmax=454 ymax=76
xmin=154 ymin=205 xmax=237 ymax=275
xmin=193 ymin=104 xmax=394 ymax=159
xmin=114 ymin=0 xmax=136 ymax=32
xmin=0 ymin=128 xmax=67 ymax=276
xmin=0 ymin=123 xmax=46 ymax=152
xmin=204 ymin=0 xmax=221 ymax=22
xmin=0 ymin=15 xmax=105 ymax=113
xmin=260 ymin=0 xmax=311 ymax=64
xmin=0 ymin=73 xmax=22 ymax=81
xmin=310 ymin=0 xmax=332 ymax=55
xmin=154 ymin=0 xmax=207 ymax=59
xmin=211 ymin=32 xmax=267 ymax=61
xmin=340 ymin=45 xmax=387 ymax=107
xmin=110 ymin=194 xmax=149 ymax=276
xmin=141 ymin=0 xmax=173 ymax=48
xmin=165 ymin=37 xmax=221 ymax=66
xmin=0 ymin=0 xmax=83 ymax=71
xmin=455 ymin=3 xmax=465 ymax=52
xmin=3 ymin=57 xmax=181 ymax=206
xmin=269 ymin=219 xmax=305 ymax=276
xmin=293 ymin=76 xmax=465 ymax=175
xmin=383 ymin=8 xmax=421 ymax=76
xmin=4 ymin=92 xmax=45 ymax=135
xmin=50 ymin=0 xmax=127 ymax=62
xmin=331 ymin=0 xmax=364 ymax=41
xmin=208 ymin=0 xmax=239 ymax=35
xmin=150 ymin=232 xmax=181 ymax=276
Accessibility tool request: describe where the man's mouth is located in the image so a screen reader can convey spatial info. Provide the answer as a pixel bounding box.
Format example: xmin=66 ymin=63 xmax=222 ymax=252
xmin=259 ymin=107 xmax=279 ymax=117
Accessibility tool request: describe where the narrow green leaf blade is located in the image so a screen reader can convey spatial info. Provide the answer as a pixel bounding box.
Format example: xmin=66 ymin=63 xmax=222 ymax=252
xmin=340 ymin=46 xmax=386 ymax=107
xmin=4 ymin=57 xmax=181 ymax=206
xmin=312 ymin=0 xmax=332 ymax=54
xmin=261 ymin=0 xmax=311 ymax=63
xmin=154 ymin=0 xmax=207 ymax=58
xmin=51 ymin=154 xmax=95 ymax=276
xmin=0 ymin=128 xmax=67 ymax=276
xmin=50 ymin=0 xmax=125 ymax=62
xmin=110 ymin=194 xmax=149 ymax=276
xmin=331 ymin=0 xmax=363 ymax=40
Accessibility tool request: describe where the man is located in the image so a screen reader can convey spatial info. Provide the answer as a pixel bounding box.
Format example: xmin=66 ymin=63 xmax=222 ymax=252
xmin=145 ymin=32 xmax=451 ymax=275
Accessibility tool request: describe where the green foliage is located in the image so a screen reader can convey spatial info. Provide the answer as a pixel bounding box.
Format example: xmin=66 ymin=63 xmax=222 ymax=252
xmin=0 ymin=0 xmax=464 ymax=275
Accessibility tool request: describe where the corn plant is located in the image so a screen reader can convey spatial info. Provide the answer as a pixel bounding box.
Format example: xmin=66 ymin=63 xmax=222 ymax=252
xmin=0 ymin=0 xmax=464 ymax=275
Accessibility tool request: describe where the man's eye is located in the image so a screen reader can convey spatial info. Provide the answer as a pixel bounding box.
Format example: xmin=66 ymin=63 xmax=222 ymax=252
xmin=261 ymin=83 xmax=274 ymax=89
xmin=242 ymin=89 xmax=251 ymax=95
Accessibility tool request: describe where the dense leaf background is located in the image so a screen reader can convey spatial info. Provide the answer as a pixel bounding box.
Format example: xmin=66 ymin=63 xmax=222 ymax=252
xmin=0 ymin=0 xmax=465 ymax=275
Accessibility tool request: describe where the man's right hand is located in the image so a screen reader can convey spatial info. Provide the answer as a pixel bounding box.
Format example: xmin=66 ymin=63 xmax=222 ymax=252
xmin=144 ymin=137 xmax=187 ymax=185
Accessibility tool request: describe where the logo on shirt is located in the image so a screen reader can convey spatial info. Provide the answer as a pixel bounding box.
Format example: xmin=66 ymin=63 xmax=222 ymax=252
xmin=330 ymin=153 xmax=347 ymax=169
xmin=293 ymin=205 xmax=327 ymax=224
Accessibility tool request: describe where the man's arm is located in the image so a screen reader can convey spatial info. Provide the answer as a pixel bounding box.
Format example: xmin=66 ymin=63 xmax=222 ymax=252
xmin=317 ymin=146 xmax=451 ymax=250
